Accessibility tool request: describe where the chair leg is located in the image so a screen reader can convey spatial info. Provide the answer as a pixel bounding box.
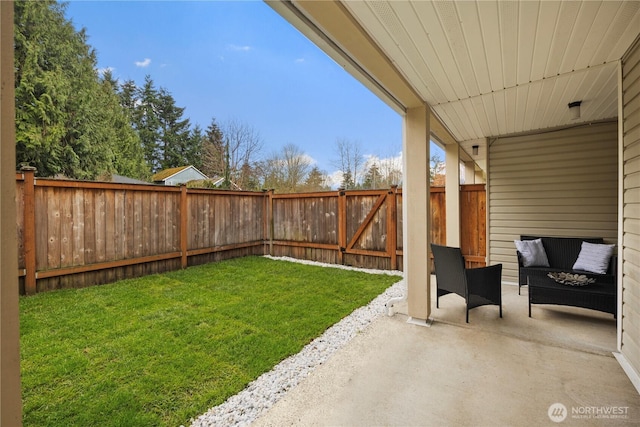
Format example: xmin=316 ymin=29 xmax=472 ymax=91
xmin=436 ymin=295 xmax=439 ymax=309
xmin=500 ymin=303 xmax=503 ymax=318
xmin=518 ymin=284 xmax=521 ymax=295
xmin=466 ymin=308 xmax=469 ymax=323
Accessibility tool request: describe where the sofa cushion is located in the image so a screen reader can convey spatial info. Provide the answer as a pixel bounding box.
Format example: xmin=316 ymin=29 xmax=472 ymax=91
xmin=515 ymin=239 xmax=550 ymax=267
xmin=573 ymin=241 xmax=615 ymax=275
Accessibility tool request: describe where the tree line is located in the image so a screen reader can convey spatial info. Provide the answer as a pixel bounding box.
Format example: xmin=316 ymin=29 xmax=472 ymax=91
xmin=14 ymin=0 xmax=442 ymax=193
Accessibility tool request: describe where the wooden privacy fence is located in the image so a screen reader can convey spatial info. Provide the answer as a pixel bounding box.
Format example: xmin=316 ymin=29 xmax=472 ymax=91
xmin=16 ymin=169 xmax=266 ymax=295
xmin=269 ymin=184 xmax=486 ymax=271
xmin=15 ymin=168 xmax=486 ymax=294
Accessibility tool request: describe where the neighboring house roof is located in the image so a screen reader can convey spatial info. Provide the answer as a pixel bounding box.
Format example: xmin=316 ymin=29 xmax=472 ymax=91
xmin=152 ymin=165 xmax=209 ymax=185
xmin=110 ymin=174 xmax=149 ymax=185
xmin=152 ymin=166 xmax=190 ymax=182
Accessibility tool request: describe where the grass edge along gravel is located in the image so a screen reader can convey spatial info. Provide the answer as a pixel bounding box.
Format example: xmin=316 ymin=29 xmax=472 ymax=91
xmin=20 ymin=255 xmax=402 ymax=427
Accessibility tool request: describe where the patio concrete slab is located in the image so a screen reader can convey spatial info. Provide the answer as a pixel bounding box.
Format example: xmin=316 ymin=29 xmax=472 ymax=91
xmin=253 ymin=284 xmax=639 ymax=426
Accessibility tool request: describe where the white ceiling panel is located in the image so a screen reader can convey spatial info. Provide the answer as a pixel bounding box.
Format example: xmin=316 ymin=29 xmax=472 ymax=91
xmin=529 ymin=1 xmax=561 ymax=82
xmin=476 ymin=0 xmax=504 ymax=92
xmin=516 ymin=1 xmax=539 ymax=86
xmin=602 ymin=2 xmax=640 ymax=63
xmin=455 ymin=2 xmax=492 ymax=95
xmin=339 ymin=0 xmax=640 ymax=146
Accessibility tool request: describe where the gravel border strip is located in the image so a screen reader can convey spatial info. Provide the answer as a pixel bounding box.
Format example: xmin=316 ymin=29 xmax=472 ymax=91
xmin=187 ymin=256 xmax=404 ymax=427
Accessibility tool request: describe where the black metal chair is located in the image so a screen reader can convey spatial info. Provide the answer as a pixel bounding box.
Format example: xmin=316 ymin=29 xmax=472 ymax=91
xmin=431 ymin=244 xmax=503 ymax=323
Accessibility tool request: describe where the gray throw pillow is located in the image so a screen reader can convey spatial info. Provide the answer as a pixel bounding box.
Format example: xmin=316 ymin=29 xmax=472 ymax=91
xmin=572 ymin=241 xmax=615 ymax=274
xmin=514 ymin=239 xmax=550 ymax=267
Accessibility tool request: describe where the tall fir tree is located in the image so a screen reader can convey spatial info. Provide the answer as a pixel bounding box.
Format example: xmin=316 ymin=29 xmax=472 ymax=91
xmin=187 ymin=125 xmax=205 ymax=171
xmin=99 ymin=71 xmax=149 ymax=180
xmin=157 ymin=87 xmax=191 ymax=170
xmin=362 ymin=163 xmax=381 ymax=189
xmin=134 ymin=76 xmax=163 ymax=172
xmin=14 ymin=0 xmax=140 ymax=179
xmin=202 ymin=118 xmax=225 ymax=178
xmin=303 ymin=166 xmax=330 ymax=192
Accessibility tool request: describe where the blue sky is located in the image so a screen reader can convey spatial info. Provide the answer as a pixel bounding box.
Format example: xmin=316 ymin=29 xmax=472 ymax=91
xmin=65 ymin=1 xmax=439 ymax=180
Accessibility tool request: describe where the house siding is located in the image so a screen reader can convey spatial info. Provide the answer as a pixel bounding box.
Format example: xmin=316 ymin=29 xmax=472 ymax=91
xmin=164 ymin=168 xmax=208 ymax=186
xmin=488 ymin=122 xmax=618 ymax=284
xmin=621 ymin=37 xmax=640 ymax=381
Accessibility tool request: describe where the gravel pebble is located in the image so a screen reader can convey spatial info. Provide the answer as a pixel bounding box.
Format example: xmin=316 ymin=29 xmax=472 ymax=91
xmin=187 ymin=256 xmax=404 ymax=427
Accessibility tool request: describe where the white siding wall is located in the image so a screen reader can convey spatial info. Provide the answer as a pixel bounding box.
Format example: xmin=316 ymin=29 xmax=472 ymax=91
xmin=621 ymin=38 xmax=640 ymax=382
xmin=166 ymin=167 xmax=207 ymax=186
xmin=488 ymin=122 xmax=619 ymax=284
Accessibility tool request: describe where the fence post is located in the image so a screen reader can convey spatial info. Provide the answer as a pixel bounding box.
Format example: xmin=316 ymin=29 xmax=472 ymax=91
xmin=180 ymin=184 xmax=188 ymax=269
xmin=22 ymin=166 xmax=37 ymax=295
xmin=337 ymin=188 xmax=346 ymax=265
xmin=387 ymin=185 xmax=398 ymax=270
xmin=266 ymin=189 xmax=274 ymax=255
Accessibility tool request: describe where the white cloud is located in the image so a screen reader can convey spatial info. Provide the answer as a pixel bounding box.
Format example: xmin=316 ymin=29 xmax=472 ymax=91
xmin=135 ymin=58 xmax=151 ymax=67
xmin=327 ymin=171 xmax=343 ymax=189
xmin=227 ymin=44 xmax=251 ymax=52
xmin=301 ymin=153 xmax=316 ymax=165
xmin=295 ymin=58 xmax=305 ymax=64
xmin=364 ymin=152 xmax=403 ymax=170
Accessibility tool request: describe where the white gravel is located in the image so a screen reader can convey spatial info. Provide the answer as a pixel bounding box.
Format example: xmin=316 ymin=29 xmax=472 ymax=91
xmin=187 ymin=256 xmax=404 ymax=427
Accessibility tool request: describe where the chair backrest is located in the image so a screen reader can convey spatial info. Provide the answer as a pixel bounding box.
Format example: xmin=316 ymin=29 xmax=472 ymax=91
xmin=431 ymin=244 xmax=467 ymax=298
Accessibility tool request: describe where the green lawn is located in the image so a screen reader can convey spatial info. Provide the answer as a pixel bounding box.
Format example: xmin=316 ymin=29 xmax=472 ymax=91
xmin=20 ymin=256 xmax=399 ymax=426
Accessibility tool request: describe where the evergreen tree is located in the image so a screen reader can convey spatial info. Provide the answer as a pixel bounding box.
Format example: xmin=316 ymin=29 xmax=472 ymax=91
xmin=202 ymin=118 xmax=225 ymax=178
xmin=99 ymin=73 xmax=149 ymax=180
xmin=362 ymin=163 xmax=381 ymax=189
xmin=14 ymin=0 xmax=136 ymax=179
xmin=341 ymin=171 xmax=355 ymax=190
xmin=187 ymin=125 xmax=205 ymax=171
xmin=119 ymin=79 xmax=138 ymax=114
xmin=303 ymin=166 xmax=330 ymax=192
xmin=157 ymin=87 xmax=191 ymax=170
xmin=134 ymin=76 xmax=163 ymax=172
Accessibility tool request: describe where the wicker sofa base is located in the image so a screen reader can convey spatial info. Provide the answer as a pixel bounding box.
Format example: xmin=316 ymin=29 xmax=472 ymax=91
xmin=528 ymin=275 xmax=617 ymax=317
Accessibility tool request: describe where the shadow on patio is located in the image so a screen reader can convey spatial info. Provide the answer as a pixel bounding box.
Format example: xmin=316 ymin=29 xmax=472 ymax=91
xmin=254 ymin=281 xmax=638 ymax=426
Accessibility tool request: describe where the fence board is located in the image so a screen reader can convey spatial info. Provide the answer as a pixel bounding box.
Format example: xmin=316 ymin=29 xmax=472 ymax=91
xmin=16 ymin=169 xmax=484 ymax=294
xmin=15 ymin=176 xmax=25 ymax=270
xmin=46 ymin=187 xmax=61 ymax=270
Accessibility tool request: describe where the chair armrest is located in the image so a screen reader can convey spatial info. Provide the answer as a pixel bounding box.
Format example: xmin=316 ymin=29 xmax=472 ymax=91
xmin=466 ymin=264 xmax=502 ymax=300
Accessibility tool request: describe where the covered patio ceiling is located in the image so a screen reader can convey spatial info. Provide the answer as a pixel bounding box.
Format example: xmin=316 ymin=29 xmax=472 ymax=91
xmin=268 ymin=0 xmax=640 ymax=171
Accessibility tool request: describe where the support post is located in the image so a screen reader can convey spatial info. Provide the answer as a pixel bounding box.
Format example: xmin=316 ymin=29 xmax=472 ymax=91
xmin=403 ymin=105 xmax=430 ymax=321
xmin=180 ymin=184 xmax=188 ymax=269
xmin=22 ymin=166 xmax=37 ymax=295
xmin=266 ymin=189 xmax=274 ymax=256
xmin=445 ymin=143 xmax=460 ymax=247
xmin=387 ymin=186 xmax=398 ymax=270
xmin=1 ymin=1 xmax=23 ymax=423
xmin=337 ymin=188 xmax=346 ymax=264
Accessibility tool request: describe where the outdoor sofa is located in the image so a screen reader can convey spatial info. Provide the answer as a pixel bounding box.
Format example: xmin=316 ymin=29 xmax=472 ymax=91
xmin=515 ymin=235 xmax=617 ymax=317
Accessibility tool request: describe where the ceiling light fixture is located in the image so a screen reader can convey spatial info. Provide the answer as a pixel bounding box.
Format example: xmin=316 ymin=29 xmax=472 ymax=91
xmin=472 ymin=145 xmax=479 ymax=155
xmin=568 ymin=101 xmax=582 ymax=120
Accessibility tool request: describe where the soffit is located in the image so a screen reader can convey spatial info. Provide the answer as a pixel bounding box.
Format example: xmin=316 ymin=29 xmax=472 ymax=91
xmin=342 ymin=0 xmax=640 ymax=143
